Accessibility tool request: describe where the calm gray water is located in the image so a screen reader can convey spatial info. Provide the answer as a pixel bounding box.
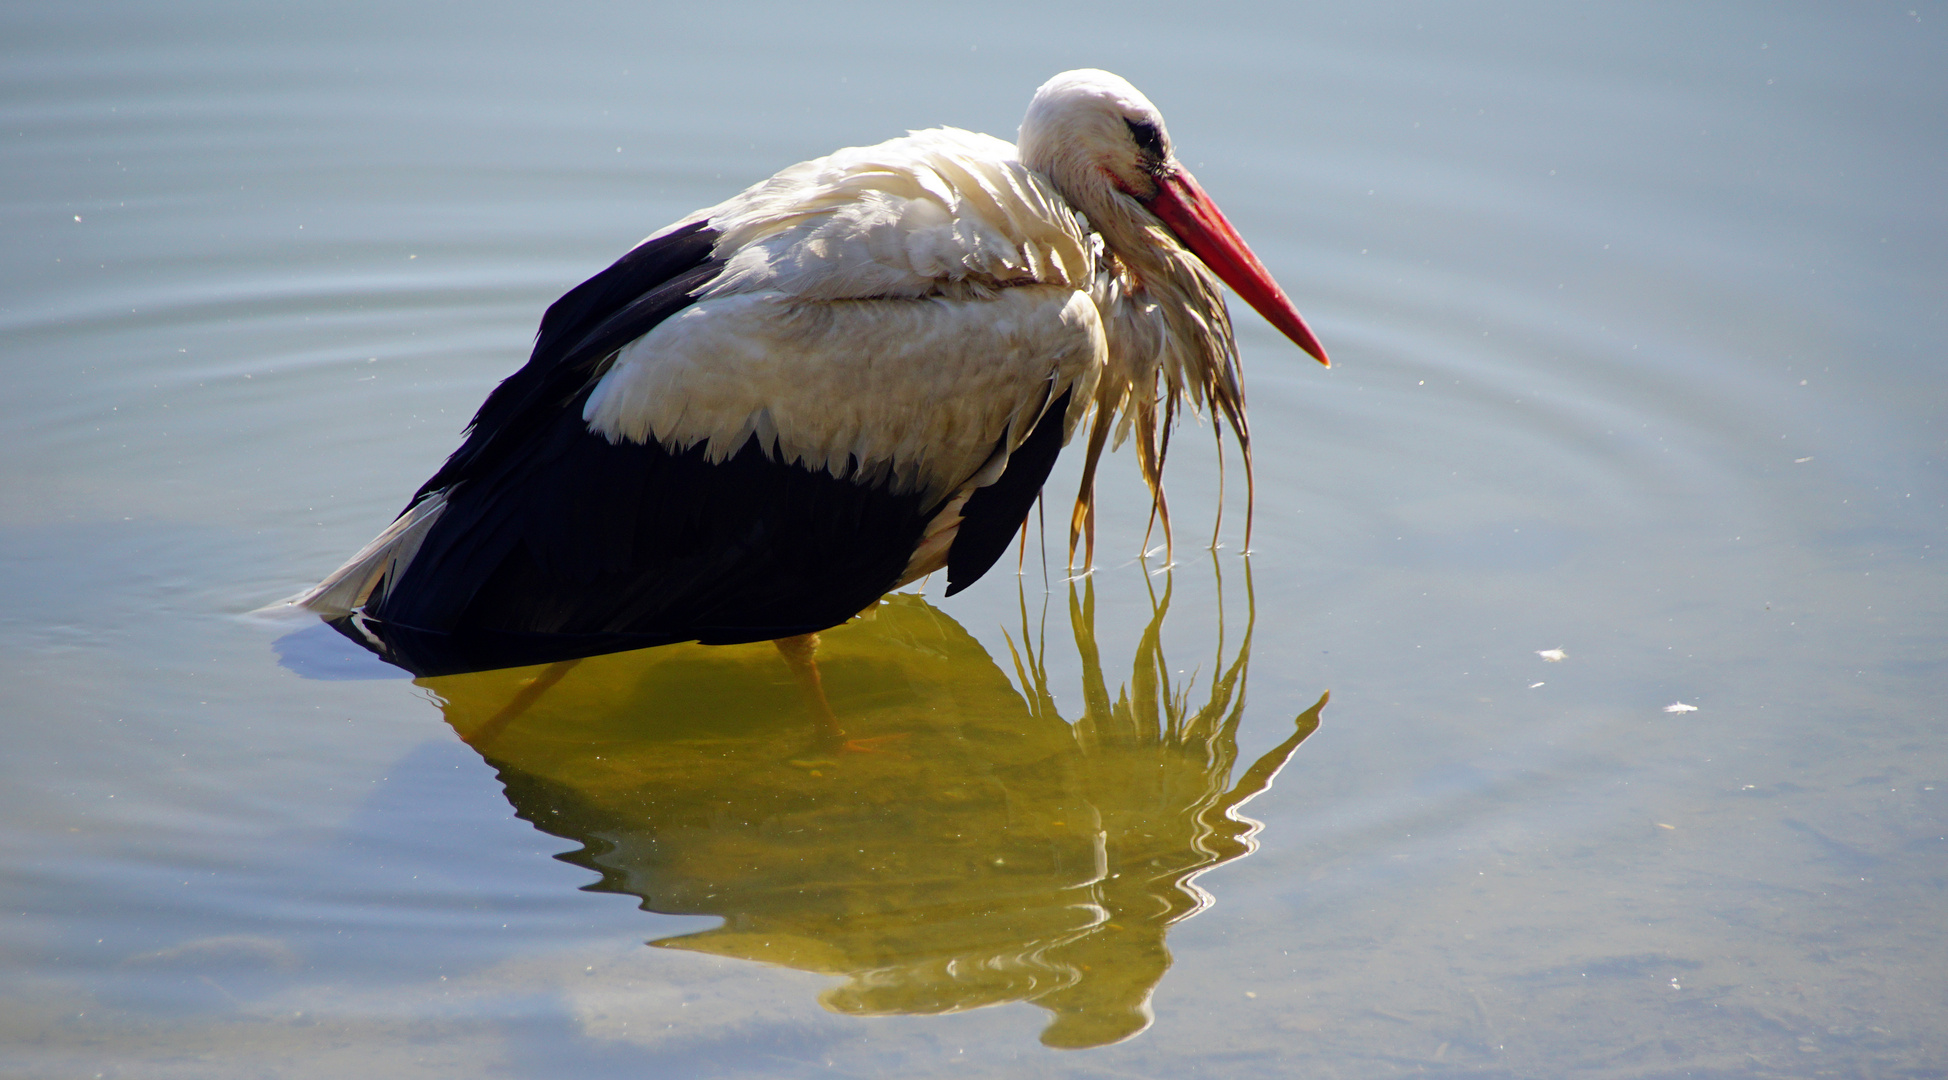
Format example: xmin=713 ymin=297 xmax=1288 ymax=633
xmin=4 ymin=2 xmax=1944 ymax=1076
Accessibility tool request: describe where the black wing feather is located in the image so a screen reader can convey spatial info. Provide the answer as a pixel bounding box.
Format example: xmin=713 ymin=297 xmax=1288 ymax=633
xmin=410 ymin=221 xmax=723 ymax=506
xmin=943 ymin=389 xmax=1071 ymax=596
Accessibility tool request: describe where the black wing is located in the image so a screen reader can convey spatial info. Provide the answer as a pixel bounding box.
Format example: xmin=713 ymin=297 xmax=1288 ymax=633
xmin=943 ymin=388 xmax=1070 ymax=596
xmin=337 ymin=224 xmax=1070 ymax=676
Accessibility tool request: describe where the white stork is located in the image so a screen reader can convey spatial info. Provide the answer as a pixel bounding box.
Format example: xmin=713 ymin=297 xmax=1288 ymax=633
xmin=290 ymin=69 xmax=1329 ymax=677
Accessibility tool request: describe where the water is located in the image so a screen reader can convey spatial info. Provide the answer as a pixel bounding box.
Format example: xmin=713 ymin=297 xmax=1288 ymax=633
xmin=4 ymin=2 xmax=1943 ymax=1075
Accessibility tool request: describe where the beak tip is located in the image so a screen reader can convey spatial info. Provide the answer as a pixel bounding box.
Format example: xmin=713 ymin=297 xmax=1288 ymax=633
xmin=1294 ymin=332 xmax=1330 ymax=368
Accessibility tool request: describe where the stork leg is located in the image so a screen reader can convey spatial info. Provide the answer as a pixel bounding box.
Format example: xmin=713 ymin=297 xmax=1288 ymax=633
xmin=773 ymin=633 xmax=909 ymax=754
xmin=773 ymin=632 xmax=844 ymax=740
xmin=462 ymin=658 xmax=580 ymax=751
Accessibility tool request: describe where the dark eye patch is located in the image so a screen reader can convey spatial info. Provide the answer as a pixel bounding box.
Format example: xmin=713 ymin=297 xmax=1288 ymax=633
xmin=1124 ymin=118 xmax=1166 ymax=161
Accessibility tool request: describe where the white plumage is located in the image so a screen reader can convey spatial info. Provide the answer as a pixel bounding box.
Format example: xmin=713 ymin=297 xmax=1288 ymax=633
xmin=583 ymin=126 xmax=1102 ymax=505
xmin=584 ymin=285 xmax=1102 ymax=499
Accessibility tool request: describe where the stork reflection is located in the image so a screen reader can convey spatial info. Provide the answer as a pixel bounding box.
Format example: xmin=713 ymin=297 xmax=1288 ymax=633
xmin=422 ymin=559 xmax=1324 ymax=1048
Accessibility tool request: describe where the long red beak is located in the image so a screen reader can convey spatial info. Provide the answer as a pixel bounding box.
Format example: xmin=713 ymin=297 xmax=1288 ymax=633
xmin=1146 ymin=167 xmax=1330 ymax=366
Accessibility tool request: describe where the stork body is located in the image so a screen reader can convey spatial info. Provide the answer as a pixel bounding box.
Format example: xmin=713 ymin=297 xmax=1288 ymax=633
xmin=293 ymin=71 xmax=1327 ymax=676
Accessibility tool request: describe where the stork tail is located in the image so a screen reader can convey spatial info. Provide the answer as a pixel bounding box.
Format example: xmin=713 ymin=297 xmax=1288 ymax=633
xmin=282 ymin=492 xmax=449 ymax=617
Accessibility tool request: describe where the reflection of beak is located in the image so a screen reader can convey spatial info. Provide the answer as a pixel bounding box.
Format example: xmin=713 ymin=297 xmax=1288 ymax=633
xmin=1145 ymin=166 xmax=1331 ymax=367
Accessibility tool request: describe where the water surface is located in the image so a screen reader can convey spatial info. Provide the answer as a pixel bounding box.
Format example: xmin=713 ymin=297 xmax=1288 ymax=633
xmin=3 ymin=2 xmax=1944 ymax=1076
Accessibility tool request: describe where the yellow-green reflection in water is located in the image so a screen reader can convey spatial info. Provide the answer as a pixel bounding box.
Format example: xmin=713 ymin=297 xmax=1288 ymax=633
xmin=421 ymin=563 xmax=1325 ymax=1049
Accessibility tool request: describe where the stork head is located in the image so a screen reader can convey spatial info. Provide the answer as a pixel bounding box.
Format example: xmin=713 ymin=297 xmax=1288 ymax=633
xmin=1018 ymin=69 xmax=1328 ymax=366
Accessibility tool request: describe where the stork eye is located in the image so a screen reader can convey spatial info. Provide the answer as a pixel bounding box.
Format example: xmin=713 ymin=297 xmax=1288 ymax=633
xmin=1124 ymin=118 xmax=1166 ymax=162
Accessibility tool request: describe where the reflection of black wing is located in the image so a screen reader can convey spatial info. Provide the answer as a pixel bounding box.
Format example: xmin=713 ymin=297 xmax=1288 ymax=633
xmin=424 ymin=577 xmax=1317 ymax=1050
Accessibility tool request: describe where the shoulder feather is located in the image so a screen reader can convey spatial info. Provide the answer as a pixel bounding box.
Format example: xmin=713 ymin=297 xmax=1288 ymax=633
xmin=697 ymin=128 xmax=1096 ymax=302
